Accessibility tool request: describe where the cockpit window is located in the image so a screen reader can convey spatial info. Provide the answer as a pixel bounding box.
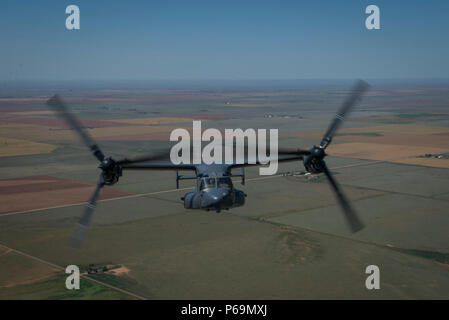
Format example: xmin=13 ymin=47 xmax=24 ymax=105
xmin=217 ymin=177 xmax=232 ymax=189
xmin=200 ymin=177 xmax=216 ymax=190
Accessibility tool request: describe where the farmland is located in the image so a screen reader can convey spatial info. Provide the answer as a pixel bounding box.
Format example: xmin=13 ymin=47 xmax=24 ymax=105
xmin=0 ymin=80 xmax=448 ymax=299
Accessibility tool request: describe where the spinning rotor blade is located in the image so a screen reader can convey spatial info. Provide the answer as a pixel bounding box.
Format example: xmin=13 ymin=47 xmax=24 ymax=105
xmin=320 ymin=80 xmax=370 ymax=149
xmin=322 ymin=163 xmax=364 ymax=233
xmin=70 ymin=174 xmax=105 ymax=247
xmin=47 ymin=95 xmax=105 ymax=162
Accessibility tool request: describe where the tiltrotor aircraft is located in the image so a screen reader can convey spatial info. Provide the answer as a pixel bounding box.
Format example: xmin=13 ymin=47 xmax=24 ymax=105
xmin=47 ymin=80 xmax=369 ymax=246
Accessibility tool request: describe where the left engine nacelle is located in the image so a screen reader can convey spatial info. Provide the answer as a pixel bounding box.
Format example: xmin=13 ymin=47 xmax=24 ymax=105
xmin=100 ymin=157 xmax=122 ymax=185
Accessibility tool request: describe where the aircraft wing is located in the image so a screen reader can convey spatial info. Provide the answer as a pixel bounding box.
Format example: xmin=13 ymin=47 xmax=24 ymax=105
xmin=121 ymin=161 xmax=197 ymax=171
xmin=120 ymin=148 xmax=310 ymax=170
xmin=230 ymin=150 xmax=310 ymax=168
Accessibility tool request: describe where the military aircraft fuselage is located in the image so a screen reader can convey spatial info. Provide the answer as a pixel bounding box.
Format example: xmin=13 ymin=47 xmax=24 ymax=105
xmin=182 ymin=175 xmax=246 ymax=212
xmin=179 ymin=164 xmax=246 ymax=212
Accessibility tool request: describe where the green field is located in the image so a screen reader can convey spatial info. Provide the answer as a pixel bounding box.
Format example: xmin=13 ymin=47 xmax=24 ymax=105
xmin=0 ymin=274 xmax=133 ymax=300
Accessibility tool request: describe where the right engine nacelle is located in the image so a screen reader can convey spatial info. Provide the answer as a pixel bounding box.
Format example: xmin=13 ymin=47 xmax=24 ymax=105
xmin=303 ymin=146 xmax=326 ymax=173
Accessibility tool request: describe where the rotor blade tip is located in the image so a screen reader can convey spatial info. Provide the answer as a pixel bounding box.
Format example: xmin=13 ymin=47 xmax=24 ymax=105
xmin=351 ymin=223 xmax=365 ymax=233
xmin=46 ymin=94 xmax=62 ymax=108
xmin=69 ymin=223 xmax=87 ymax=248
xmin=356 ymin=79 xmax=370 ymax=91
xmin=69 ymin=238 xmax=82 ymax=248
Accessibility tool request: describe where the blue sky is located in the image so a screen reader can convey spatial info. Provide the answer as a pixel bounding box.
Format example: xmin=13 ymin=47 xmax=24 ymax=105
xmin=1 ymin=0 xmax=448 ymax=80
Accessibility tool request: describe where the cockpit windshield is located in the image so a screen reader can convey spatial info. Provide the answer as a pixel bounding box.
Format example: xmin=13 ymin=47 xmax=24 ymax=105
xmin=200 ymin=177 xmax=216 ymax=190
xmin=199 ymin=177 xmax=233 ymax=190
xmin=217 ymin=177 xmax=233 ymax=189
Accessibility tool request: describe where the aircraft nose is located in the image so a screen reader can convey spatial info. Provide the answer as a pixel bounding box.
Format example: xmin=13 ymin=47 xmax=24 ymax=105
xmin=201 ymin=188 xmax=231 ymax=208
xmin=215 ymin=188 xmax=230 ymax=199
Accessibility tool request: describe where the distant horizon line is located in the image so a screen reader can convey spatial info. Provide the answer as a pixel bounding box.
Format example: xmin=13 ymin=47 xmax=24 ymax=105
xmin=2 ymin=78 xmax=449 ymax=82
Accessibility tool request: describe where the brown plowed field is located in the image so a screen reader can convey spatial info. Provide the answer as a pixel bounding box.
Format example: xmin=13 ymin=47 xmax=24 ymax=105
xmin=6 ymin=117 xmax=130 ymax=129
xmin=0 ymin=175 xmax=133 ymax=215
xmin=285 ymin=124 xmax=449 ymax=167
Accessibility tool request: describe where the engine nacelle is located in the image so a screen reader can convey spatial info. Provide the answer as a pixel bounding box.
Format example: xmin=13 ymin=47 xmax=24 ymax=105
xmin=303 ymin=146 xmax=326 ymax=173
xmin=100 ymin=157 xmax=122 ymax=185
